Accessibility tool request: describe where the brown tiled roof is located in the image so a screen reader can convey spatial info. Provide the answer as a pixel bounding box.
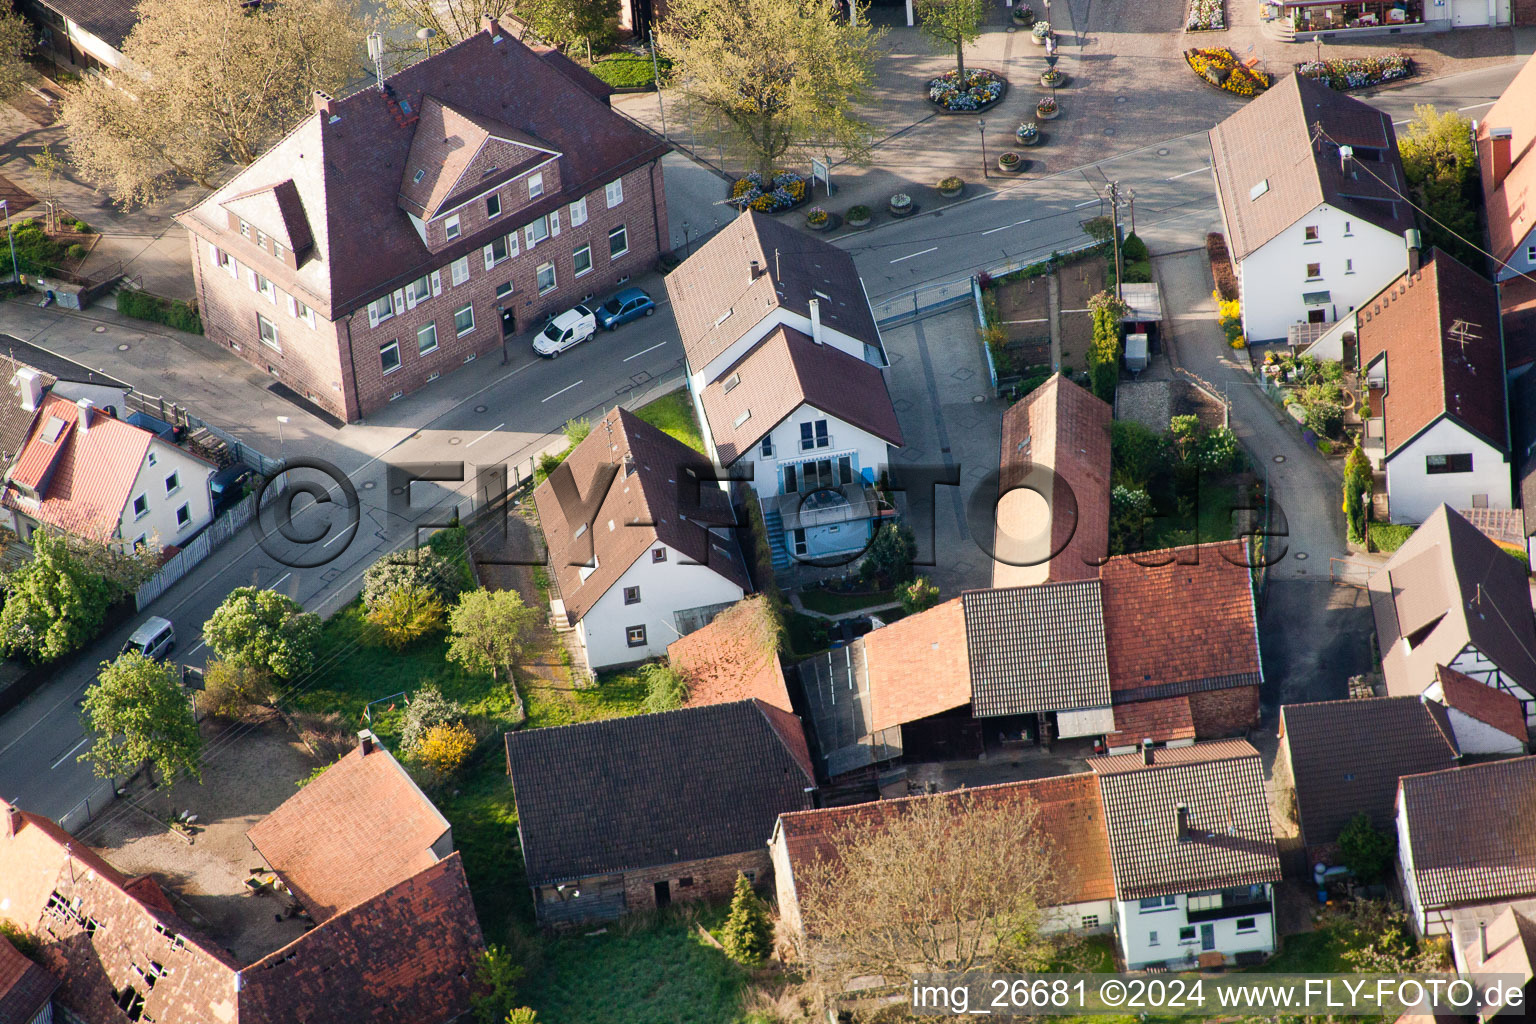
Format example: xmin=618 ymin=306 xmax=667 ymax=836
xmin=1503 ymin=274 xmax=1536 ymax=374
xmin=700 ymin=325 xmax=903 ymax=464
xmin=668 ymin=596 xmax=792 ymax=714
xmin=533 ymin=407 xmax=750 ymax=623
xmin=1371 ymin=506 xmax=1536 ymax=702
xmin=1098 ymin=543 xmax=1262 ymax=703
xmin=962 ymin=581 xmax=1112 ymax=717
xmin=246 ymin=734 xmax=451 ymax=922
xmin=776 ymin=773 xmax=1115 ymax=906
xmin=1358 ymin=251 xmax=1509 ymax=457
xmin=397 ymin=96 xmax=556 ymax=220
xmin=533 ymin=44 xmax=616 ymax=101
xmin=864 ymin=597 xmax=972 ymax=733
xmin=504 ymin=699 xmax=815 ymax=885
xmin=663 ymin=211 xmax=882 ymax=374
xmin=1277 ymin=697 xmax=1459 ymax=850
xmin=1400 ymin=757 xmax=1536 ymax=910
xmin=1106 ymin=696 xmax=1195 ymax=750
xmin=1435 ymin=664 xmax=1529 ymax=743
xmin=178 ymin=23 xmax=668 ymax=318
xmin=994 ymin=374 xmax=1112 ymax=587
xmin=1477 ymin=54 xmax=1536 ymax=265
xmin=1210 ymin=72 xmax=1412 ymax=262
xmin=0 ymin=934 xmax=58 ymax=1024
xmin=1090 ymin=740 xmax=1280 ymax=900
xmin=0 ymin=357 xmax=53 ymax=465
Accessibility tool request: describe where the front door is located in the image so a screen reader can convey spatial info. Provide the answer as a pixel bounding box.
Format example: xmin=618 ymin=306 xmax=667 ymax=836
xmin=501 ymin=307 xmax=517 ymax=339
xmin=1200 ymin=924 xmax=1216 ymax=951
xmin=653 ymin=880 xmax=670 ymax=908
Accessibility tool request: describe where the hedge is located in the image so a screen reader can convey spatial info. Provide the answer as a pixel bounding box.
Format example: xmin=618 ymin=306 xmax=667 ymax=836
xmin=588 ymin=53 xmax=670 ymax=90
xmin=117 ymin=290 xmax=203 ymax=334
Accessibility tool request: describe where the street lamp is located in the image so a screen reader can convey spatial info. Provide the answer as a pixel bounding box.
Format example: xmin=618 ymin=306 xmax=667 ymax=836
xmin=276 ymin=416 xmax=290 ymax=457
xmin=0 ymin=200 xmax=14 ymax=285
xmin=417 ymin=26 xmax=436 ymax=57
xmin=978 ymin=119 xmax=988 ymax=180
xmin=681 ymin=221 xmax=692 ymax=258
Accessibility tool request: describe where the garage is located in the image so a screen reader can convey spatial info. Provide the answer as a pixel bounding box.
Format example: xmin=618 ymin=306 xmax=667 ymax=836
xmin=1452 ymin=0 xmax=1489 ymax=26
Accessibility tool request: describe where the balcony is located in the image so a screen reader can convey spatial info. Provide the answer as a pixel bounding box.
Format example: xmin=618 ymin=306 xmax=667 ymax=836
xmin=762 ymin=482 xmax=880 ymax=532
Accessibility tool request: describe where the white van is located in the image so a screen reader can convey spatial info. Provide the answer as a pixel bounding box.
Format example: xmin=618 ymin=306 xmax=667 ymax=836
xmin=122 ymin=616 xmax=176 ymax=660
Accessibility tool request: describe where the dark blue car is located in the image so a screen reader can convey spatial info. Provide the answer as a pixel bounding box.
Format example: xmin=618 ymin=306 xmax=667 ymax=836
xmin=593 ymin=287 xmax=655 ymax=330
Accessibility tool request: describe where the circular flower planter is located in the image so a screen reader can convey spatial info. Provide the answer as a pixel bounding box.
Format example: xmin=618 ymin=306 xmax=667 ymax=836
xmin=845 ymin=206 xmax=871 ymax=227
xmin=1030 ymin=22 xmax=1051 ymax=44
xmin=997 ymin=153 xmax=1025 ymax=174
xmin=1040 ymin=70 xmax=1066 ymax=88
xmin=1011 ymin=5 xmax=1036 ymax=25
xmin=1016 ymin=123 xmax=1041 ymax=146
xmin=1036 ymin=98 xmax=1060 ymax=119
xmin=927 ymin=68 xmax=1007 ymax=113
xmin=937 ymin=178 xmax=964 ymax=198
xmin=807 ymin=217 xmax=832 ymax=232
xmin=727 ymin=170 xmax=812 ymax=214
xmin=889 ymin=194 xmax=915 ymax=218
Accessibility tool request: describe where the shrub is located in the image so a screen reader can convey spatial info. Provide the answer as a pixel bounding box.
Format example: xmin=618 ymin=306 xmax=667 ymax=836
xmin=1109 ymin=485 xmax=1153 ymax=554
xmin=361 ymin=550 xmax=466 ymax=611
xmin=401 ymin=685 xmax=468 ymax=753
xmin=65 ymin=243 xmax=86 ymax=262
xmin=937 ymin=175 xmax=963 ymax=191
xmin=1316 ymin=437 xmax=1333 ymax=456
xmin=1121 ymin=232 xmax=1149 ymax=262
xmin=1082 ymin=215 xmax=1115 ymax=242
xmin=721 ymin=873 xmax=773 ymax=966
xmin=365 ymin=584 xmax=445 ymax=650
xmin=901 ymin=576 xmax=940 ymax=615
xmin=1194 ymin=425 xmax=1241 ymax=474
xmin=847 ymin=204 xmax=871 ymax=221
xmin=640 ymin=662 xmax=689 ymax=713
xmin=413 ymin=720 xmax=476 ymax=777
xmin=202 ymin=587 xmax=321 ymax=678
xmin=587 ymin=52 xmax=670 ymax=89
xmin=116 ymin=290 xmax=203 ymax=334
xmin=862 ymin=522 xmax=917 ymax=586
xmin=0 ymin=921 xmax=41 ymax=961
xmin=73 ymin=220 xmax=92 ymax=233
xmin=1338 ymin=812 xmax=1395 ymax=884
xmin=197 ymin=660 xmax=277 ymax=720
xmin=1110 ymin=420 xmax=1167 ymax=487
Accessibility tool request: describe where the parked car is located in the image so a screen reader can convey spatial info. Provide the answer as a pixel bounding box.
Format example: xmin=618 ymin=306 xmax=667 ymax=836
xmin=593 ymin=287 xmax=656 ymax=331
xmin=122 ymin=616 xmax=176 ymax=661
xmin=209 ymin=463 xmax=255 ymax=514
xmin=533 ymin=305 xmax=597 ymax=357
xmin=828 ymin=616 xmax=876 ymax=647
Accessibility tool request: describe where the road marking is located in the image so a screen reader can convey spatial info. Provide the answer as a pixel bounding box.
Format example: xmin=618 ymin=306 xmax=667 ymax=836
xmin=889 ymin=247 xmax=938 ymax=264
xmin=51 ymin=736 xmax=90 ymax=770
xmin=1073 ymin=200 xmax=1099 ymax=208
xmin=982 ymin=219 xmax=1032 ymax=236
xmin=541 ymin=380 xmax=583 ymax=403
xmin=265 ymin=571 xmax=291 ymax=592
xmin=1166 ymin=165 xmax=1212 ymax=180
xmin=322 ymin=521 xmax=359 ymax=548
xmin=1457 ymin=101 xmax=1496 ymax=112
xmin=624 ymin=342 xmax=668 ymax=362
xmin=465 ymin=422 xmax=505 ymax=447
xmin=185 ymin=639 xmax=206 ymax=657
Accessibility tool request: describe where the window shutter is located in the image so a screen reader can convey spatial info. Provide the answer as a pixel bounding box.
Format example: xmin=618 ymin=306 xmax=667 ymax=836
xmin=393 ymin=289 xmax=405 ymax=313
xmin=209 ymin=242 xmax=219 ymax=264
xmin=285 ymin=292 xmax=297 ymax=317
xmin=507 ymin=232 xmax=519 ymax=257
xmin=525 ymin=225 xmax=537 ymax=249
xmin=367 ymin=301 xmax=380 ymax=329
xmin=431 ymin=270 xmax=442 ymax=296
xmin=483 ymin=244 xmax=495 ymax=270
xmin=550 ymin=210 xmax=560 ymax=237
xmin=247 ymin=269 xmax=258 ymax=291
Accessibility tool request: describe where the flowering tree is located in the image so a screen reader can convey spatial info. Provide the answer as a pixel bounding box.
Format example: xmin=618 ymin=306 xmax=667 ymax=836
xmin=915 ymin=0 xmax=988 ymax=80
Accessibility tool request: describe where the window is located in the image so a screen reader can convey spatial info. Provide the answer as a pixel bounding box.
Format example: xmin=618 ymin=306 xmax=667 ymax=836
xmin=608 ymin=224 xmax=629 ymax=259
xmin=293 ymin=297 xmax=314 ymax=326
xmin=1138 ymin=895 xmax=1176 ymax=912
xmin=418 ymin=322 xmax=438 ymax=354
xmin=1081 ymin=915 xmax=1098 ymax=928
xmin=1148 ymin=931 xmax=1159 ymax=946
xmin=148 ymin=452 xmax=157 ymax=466
xmin=175 ymin=504 xmax=191 ymax=528
xmin=624 ymin=586 xmax=641 ymax=605
xmin=527 ymin=215 xmax=551 ymax=247
xmin=1305 ymin=263 xmax=1321 ymax=280
xmin=678 ymin=876 xmax=693 ymax=888
xmin=257 ymin=314 xmax=280 ymax=351
xmin=1236 ymin=918 xmax=1257 ymax=933
xmin=485 ymin=235 xmax=511 ymax=269
xmin=1343 ymin=220 xmax=1353 ymax=235
xmin=213 ymin=247 xmax=233 ymax=274
xmin=537 ymin=262 xmax=557 ymax=294
xmin=573 ymin=244 xmax=592 ymax=277
xmin=799 ymin=419 xmax=830 ymax=451
xmin=760 ymin=437 xmax=773 ymax=458
xmin=1345 ymin=259 xmax=1354 ymax=274
xmin=605 ymin=178 xmax=624 ymax=208
xmin=652 ymin=547 xmax=666 ymax=563
xmin=255 ymin=273 xmax=275 ymax=302
xmin=239 ymin=219 xmax=251 ymax=238
xmin=406 ymin=274 xmax=432 ymax=307
xmin=451 ymin=256 xmax=470 ymax=286
xmin=380 ymin=338 xmax=401 ymax=374
xmin=370 ymin=291 xmax=397 ymax=324
xmin=496 ymin=281 xmax=513 ymax=298
xmin=273 ymin=241 xmax=285 ymax=261
xmin=570 ymin=197 xmax=588 ymax=226
xmin=1179 ymin=927 xmax=1197 ymax=943
xmin=1426 ymin=452 xmax=1473 ymax=474
xmin=255 ymin=229 xmax=267 ymax=248
xmin=528 ymin=173 xmax=544 ymax=199
xmin=486 ymin=193 xmax=501 ymax=218
xmin=1528 ymin=245 xmax=1536 ymax=263
xmin=1304 ymin=225 xmax=1319 ymax=242
xmin=445 ymin=214 xmax=461 ymax=241
xmin=165 ymin=472 xmax=180 ymax=495
xmin=454 ymin=304 xmax=475 ymax=336
xmin=133 ymin=494 xmax=148 ymax=519
xmin=626 ymin=625 xmax=647 ymax=647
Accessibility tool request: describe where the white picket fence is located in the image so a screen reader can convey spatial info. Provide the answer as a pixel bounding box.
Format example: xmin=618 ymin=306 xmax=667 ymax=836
xmin=134 ymin=479 xmax=284 ymax=610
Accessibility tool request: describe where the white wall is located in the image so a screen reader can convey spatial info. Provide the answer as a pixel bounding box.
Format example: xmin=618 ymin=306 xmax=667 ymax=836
xmin=1237 ymin=205 xmax=1407 ymax=343
xmin=1042 ymin=898 xmax=1116 ymax=936
xmin=1422 ymin=683 xmax=1525 ymax=754
xmin=1397 ymin=789 xmax=1431 ymax=935
xmin=1116 ymin=891 xmax=1276 ymax=970
xmin=577 ymin=540 xmax=745 ymax=670
xmin=1447 ymin=646 xmax=1536 ymax=725
xmin=119 ymin=438 xmax=216 ymax=553
xmin=731 ymin=403 xmax=892 ymax=500
xmin=1384 ymin=417 xmax=1511 ymax=524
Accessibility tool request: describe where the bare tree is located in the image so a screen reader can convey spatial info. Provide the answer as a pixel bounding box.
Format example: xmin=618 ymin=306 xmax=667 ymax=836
xmin=32 ymin=145 xmax=64 ymax=233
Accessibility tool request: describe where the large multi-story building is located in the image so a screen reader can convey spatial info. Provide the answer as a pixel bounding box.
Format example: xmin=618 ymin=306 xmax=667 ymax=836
xmin=178 ymin=18 xmax=669 ymax=422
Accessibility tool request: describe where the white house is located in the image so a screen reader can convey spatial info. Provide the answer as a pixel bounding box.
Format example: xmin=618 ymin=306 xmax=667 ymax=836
xmin=532 ymin=406 xmax=752 ymax=672
xmin=1369 ymin=505 xmax=1536 ymax=725
xmin=1091 ymin=741 xmax=1281 ymax=970
xmin=0 ymin=388 xmax=216 ymax=554
xmin=768 ymin=772 xmax=1117 ymax=948
xmin=1209 ymin=72 xmax=1416 ymax=344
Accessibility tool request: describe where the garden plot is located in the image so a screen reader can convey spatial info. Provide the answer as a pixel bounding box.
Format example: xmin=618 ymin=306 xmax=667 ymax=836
xmin=1057 ymin=256 xmax=1108 ymax=375
xmin=991 ymin=272 xmax=1051 ymax=369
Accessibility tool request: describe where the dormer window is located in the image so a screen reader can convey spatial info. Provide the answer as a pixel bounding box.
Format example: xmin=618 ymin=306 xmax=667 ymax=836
xmin=528 ymin=173 xmax=544 ymax=199
xmin=486 ymin=193 xmax=501 ymax=218
xmin=445 ymin=214 xmax=461 ymax=241
xmin=273 ymin=241 xmax=285 ymax=260
xmin=238 ymin=219 xmax=251 ymax=238
xmin=413 ymin=169 xmax=426 ymax=184
xmin=255 ymin=229 xmax=267 ymax=248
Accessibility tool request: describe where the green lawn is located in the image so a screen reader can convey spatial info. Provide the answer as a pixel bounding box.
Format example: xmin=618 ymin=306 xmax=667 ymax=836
xmin=1365 ymin=522 xmax=1415 ymax=553
xmin=784 ymin=610 xmax=830 ymax=659
xmin=1142 ymin=476 xmax=1241 ymax=551
xmin=796 ymin=587 xmax=896 ymax=616
xmin=586 ymin=52 xmax=671 ymax=90
xmin=634 ymin=389 xmax=705 ymax=454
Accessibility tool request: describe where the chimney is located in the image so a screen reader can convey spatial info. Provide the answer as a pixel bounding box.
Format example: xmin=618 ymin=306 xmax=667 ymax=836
xmin=14 ymin=368 xmax=41 ymax=413
xmin=750 ymin=259 xmax=762 ymax=280
xmin=1405 ymin=229 xmax=1422 ymax=276
xmin=4 ymin=801 xmax=20 ymax=839
xmin=313 ymin=90 xmax=337 ymax=117
xmin=1141 ymin=738 xmax=1154 ymax=765
xmin=1480 ymin=919 xmax=1490 ymax=962
xmin=1175 ymin=803 xmax=1189 ymax=842
xmin=1490 ymin=127 xmax=1514 ymax=189
xmin=76 ymin=398 xmax=92 ymax=433
xmin=808 ymin=298 xmax=824 ymax=345
xmin=481 ymin=13 xmax=499 ymax=34
xmin=358 ymin=729 xmax=374 ymax=755
xmin=1338 ymin=144 xmax=1354 ymax=177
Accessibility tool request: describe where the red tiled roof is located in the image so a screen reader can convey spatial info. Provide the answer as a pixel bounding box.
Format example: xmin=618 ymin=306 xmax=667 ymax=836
xmin=668 ymin=596 xmax=792 ymax=713
xmin=776 ymin=772 xmax=1115 ymax=906
xmin=1105 ymin=696 xmax=1195 ymax=750
xmin=1357 ymin=251 xmax=1508 ymax=458
xmin=1477 ymin=53 xmax=1536 ymax=265
xmin=397 ymin=96 xmax=555 ymax=220
xmin=994 ymin=374 xmax=1111 ymax=587
xmin=700 ymin=325 xmax=902 ymax=464
xmin=1098 ymin=543 xmax=1262 ymax=701
xmin=1435 ymin=664 xmax=1529 ymax=743
xmin=864 ymin=597 xmax=972 ymax=733
xmin=0 ymin=934 xmax=58 ymax=1024
xmin=247 ymin=735 xmax=450 ymax=922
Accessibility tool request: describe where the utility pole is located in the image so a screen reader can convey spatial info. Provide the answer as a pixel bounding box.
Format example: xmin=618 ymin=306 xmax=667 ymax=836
xmin=649 ymin=35 xmax=666 ymax=138
xmin=1106 ymin=181 xmax=1124 ymax=300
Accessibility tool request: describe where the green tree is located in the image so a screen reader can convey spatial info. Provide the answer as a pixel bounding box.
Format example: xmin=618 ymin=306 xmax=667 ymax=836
xmin=1344 ymin=445 xmax=1372 ymax=544
xmin=504 ymin=1011 xmax=540 ymax=1024
xmin=0 ymin=0 xmax=32 ymax=100
xmin=471 ymin=945 xmax=526 ymax=1024
xmin=202 ymin=587 xmax=321 ymax=679
xmin=861 ymin=522 xmax=917 ymax=586
xmin=914 ymin=0 xmax=988 ymax=80
xmin=365 ymin=584 xmax=446 ymax=650
xmin=1108 ymin=485 xmax=1152 ymax=555
xmin=1397 ymin=105 xmax=1480 ymax=267
xmin=80 ymin=651 xmax=202 ymax=787
xmin=401 ymin=684 xmax=468 ymax=752
xmin=901 ymin=577 xmax=940 ymax=615
xmin=513 ymin=0 xmax=619 ymax=61
xmin=660 ymin=0 xmax=881 ymax=180
xmin=361 ymin=549 xmax=468 ymax=610
xmin=1337 ymin=812 xmax=1395 ymax=884
xmin=1109 ymin=420 xmax=1167 ymax=488
xmin=640 ymin=662 xmax=689 ymax=713
xmin=0 ymin=530 xmax=115 ymax=664
xmin=196 ymin=660 xmax=277 ymax=720
xmin=1086 ymin=291 xmax=1126 ymax=403
xmin=722 ymin=872 xmax=774 ymax=966
xmin=446 ymin=589 xmax=539 ymax=680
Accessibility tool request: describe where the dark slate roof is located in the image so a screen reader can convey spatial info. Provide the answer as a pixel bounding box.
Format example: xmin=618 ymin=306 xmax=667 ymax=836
xmin=1399 ymin=757 xmax=1536 ymax=910
xmin=962 ymin=580 xmax=1112 ymax=717
xmin=1090 ymin=740 xmax=1281 ymax=900
xmin=0 ymin=335 xmax=128 ymax=389
xmin=1278 ymin=697 xmax=1459 ymax=850
xmin=504 ymin=699 xmax=815 ymax=885
xmin=39 ymin=0 xmax=138 ymax=48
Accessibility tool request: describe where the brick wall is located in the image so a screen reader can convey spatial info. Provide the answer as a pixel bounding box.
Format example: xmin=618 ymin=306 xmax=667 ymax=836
xmin=1516 ymin=0 xmax=1536 ymax=24
xmin=1188 ymin=686 xmax=1259 ymax=737
xmin=621 ymin=848 xmax=773 ymax=913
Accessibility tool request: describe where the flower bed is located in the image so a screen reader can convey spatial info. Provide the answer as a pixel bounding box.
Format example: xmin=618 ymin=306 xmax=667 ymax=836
xmin=727 ymin=170 xmax=809 ymax=213
xmin=1296 ymin=53 xmax=1410 ymax=91
xmin=1186 ymin=0 xmax=1225 ymax=29
xmin=1185 ymin=47 xmax=1269 ymax=96
xmin=928 ymin=68 xmax=1006 ymax=112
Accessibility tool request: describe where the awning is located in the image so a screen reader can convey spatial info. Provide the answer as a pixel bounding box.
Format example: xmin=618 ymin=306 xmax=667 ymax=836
xmin=1302 ymin=290 xmax=1331 ymax=305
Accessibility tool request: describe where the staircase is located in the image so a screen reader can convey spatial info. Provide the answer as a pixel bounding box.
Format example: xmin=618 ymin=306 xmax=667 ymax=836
xmin=762 ymin=507 xmax=791 ymax=572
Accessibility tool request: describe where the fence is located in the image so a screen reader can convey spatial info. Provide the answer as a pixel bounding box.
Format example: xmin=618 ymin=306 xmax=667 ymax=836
xmin=123 ymin=391 xmax=282 ymax=476
xmin=56 ymin=776 xmax=119 ymax=835
xmin=870 ymin=277 xmax=976 ymax=327
xmin=134 ymin=480 xmax=283 ymax=610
